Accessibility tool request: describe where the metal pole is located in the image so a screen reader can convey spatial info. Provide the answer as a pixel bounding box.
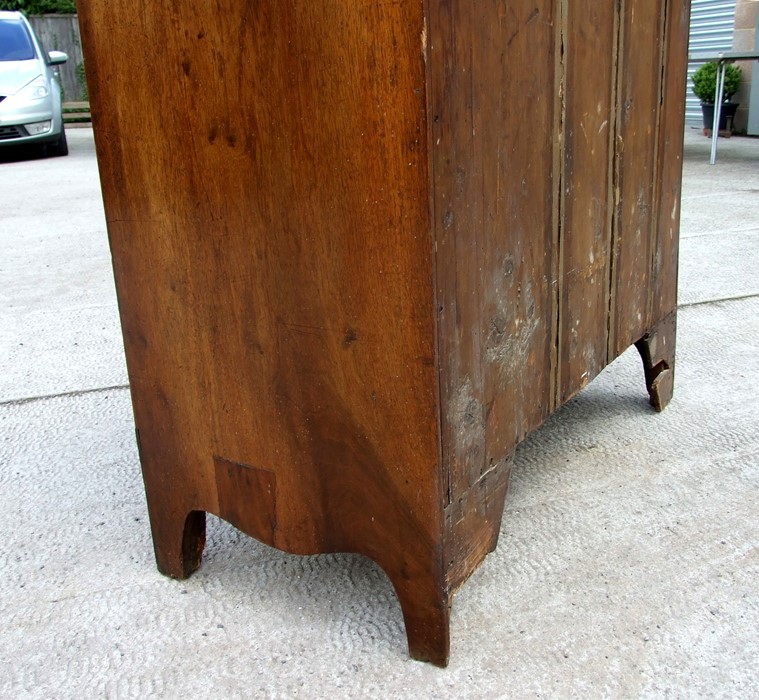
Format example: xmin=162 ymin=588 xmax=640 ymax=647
xmin=710 ymin=61 xmax=727 ymax=165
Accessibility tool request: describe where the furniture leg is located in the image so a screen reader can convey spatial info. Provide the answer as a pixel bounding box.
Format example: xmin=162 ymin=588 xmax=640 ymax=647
xmin=384 ymin=558 xmax=451 ymax=667
xmin=635 ymin=312 xmax=676 ymax=412
xmin=146 ymin=504 xmax=206 ymax=580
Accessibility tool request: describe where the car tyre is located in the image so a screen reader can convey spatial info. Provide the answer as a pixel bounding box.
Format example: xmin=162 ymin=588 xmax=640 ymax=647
xmin=47 ymin=128 xmax=68 ymax=157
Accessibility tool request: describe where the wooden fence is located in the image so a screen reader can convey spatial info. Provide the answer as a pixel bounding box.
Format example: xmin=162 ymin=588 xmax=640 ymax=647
xmin=29 ymin=14 xmax=87 ymax=103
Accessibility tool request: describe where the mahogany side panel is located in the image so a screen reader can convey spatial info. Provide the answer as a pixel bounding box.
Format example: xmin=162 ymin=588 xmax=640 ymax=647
xmin=79 ymin=0 xmax=448 ymax=663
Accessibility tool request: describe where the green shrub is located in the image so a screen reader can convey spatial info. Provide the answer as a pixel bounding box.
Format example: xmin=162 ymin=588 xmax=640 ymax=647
xmin=692 ymin=62 xmax=743 ymax=103
xmin=0 ymin=1 xmax=77 ymax=13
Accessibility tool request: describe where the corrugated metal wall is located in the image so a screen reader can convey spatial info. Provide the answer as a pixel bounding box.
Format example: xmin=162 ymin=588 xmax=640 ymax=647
xmin=687 ymin=0 xmax=737 ymax=125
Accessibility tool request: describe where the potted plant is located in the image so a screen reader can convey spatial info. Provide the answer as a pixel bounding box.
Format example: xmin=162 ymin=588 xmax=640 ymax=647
xmin=692 ymin=61 xmax=743 ymax=136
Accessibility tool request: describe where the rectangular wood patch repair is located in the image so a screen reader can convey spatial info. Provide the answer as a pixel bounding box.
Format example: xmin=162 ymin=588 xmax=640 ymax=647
xmin=214 ymin=456 xmax=277 ymax=546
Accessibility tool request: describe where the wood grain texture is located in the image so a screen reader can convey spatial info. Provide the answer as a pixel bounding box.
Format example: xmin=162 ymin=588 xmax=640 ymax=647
xmin=79 ymin=0 xmax=689 ymax=667
xmin=635 ymin=311 xmax=677 ymax=412
xmin=427 ymin=0 xmax=560 ymax=592
xmin=558 ymin=0 xmax=617 ymax=403
xmin=80 ymin=0 xmax=449 ymax=664
xmin=651 ymin=0 xmax=691 ymax=323
xmin=610 ymin=0 xmax=666 ymax=357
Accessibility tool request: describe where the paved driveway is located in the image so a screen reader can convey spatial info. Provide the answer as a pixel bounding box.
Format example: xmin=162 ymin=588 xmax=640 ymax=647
xmin=1 ymin=130 xmax=127 ymax=401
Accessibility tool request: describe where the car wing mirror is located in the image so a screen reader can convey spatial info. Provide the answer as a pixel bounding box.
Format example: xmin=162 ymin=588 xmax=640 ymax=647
xmin=47 ymin=50 xmax=68 ymax=65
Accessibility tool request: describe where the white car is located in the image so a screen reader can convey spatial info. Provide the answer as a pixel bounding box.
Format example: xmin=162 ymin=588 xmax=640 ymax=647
xmin=0 ymin=10 xmax=68 ymax=156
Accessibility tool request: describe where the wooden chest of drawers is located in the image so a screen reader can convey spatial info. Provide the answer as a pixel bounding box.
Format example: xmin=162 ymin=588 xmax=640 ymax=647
xmin=79 ymin=0 xmax=689 ymax=665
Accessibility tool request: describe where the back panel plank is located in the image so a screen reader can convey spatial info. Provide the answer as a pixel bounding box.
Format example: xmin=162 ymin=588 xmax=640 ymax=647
xmin=429 ymin=1 xmax=560 ymax=589
xmin=479 ymin=0 xmax=559 ymax=477
xmin=427 ymin=0 xmax=484 ymax=506
xmin=651 ymin=0 xmax=690 ymax=323
xmin=610 ymin=0 xmax=666 ymax=356
xmin=430 ymin=0 xmax=559 ymax=502
xmin=558 ymin=0 xmax=618 ymax=402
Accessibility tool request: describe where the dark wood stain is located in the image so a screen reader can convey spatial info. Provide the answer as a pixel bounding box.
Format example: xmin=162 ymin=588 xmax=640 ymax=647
xmin=78 ymin=0 xmax=689 ymax=667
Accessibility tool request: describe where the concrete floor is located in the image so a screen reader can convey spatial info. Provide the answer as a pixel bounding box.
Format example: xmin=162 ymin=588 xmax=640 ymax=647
xmin=1 ymin=129 xmax=757 ymax=698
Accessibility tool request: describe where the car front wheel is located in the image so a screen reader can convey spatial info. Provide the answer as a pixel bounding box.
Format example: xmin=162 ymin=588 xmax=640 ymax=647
xmin=47 ymin=128 xmax=68 ymax=157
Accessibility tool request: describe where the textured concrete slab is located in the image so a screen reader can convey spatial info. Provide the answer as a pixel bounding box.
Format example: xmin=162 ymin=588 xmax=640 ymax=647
xmin=679 ymin=230 xmax=759 ymax=306
xmin=678 ymin=129 xmax=759 ymax=308
xmin=0 ymin=131 xmax=127 ymax=402
xmin=1 ymin=129 xmax=757 ymax=698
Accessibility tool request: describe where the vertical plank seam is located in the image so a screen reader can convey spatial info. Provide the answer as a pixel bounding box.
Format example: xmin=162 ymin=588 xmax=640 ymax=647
xmin=658 ymin=0 xmax=691 ymax=319
xmin=551 ymin=0 xmax=568 ymax=412
xmin=469 ymin=0 xmax=486 ymax=485
xmin=647 ymin=0 xmax=670 ymax=330
xmin=606 ymin=0 xmax=625 ymax=364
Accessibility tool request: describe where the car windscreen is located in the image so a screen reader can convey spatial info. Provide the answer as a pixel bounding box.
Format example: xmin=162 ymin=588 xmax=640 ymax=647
xmin=0 ymin=20 xmax=36 ymax=61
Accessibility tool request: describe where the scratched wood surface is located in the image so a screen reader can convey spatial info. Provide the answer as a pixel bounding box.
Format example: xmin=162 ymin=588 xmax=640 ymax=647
xmin=429 ymin=0 xmax=560 ymax=592
xmin=79 ymin=0 xmax=689 ymax=667
xmin=558 ymin=0 xmax=617 ymax=403
xmin=610 ymin=0 xmax=666 ymax=358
